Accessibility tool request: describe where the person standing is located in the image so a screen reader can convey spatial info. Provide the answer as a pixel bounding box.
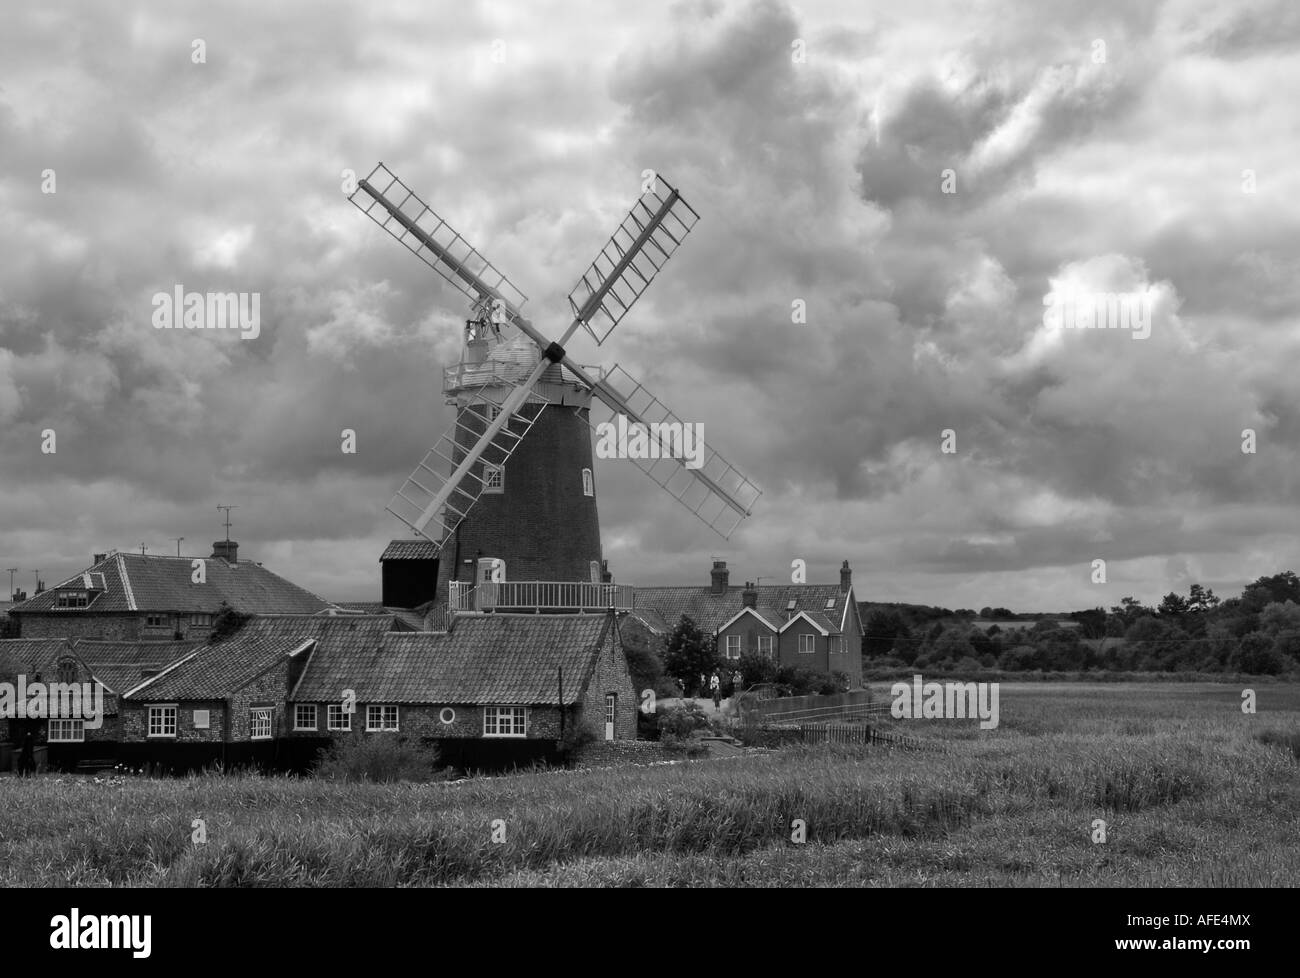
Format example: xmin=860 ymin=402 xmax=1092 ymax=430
xmin=709 ymin=671 xmax=721 ymax=709
xmin=17 ymin=730 xmax=35 ymax=777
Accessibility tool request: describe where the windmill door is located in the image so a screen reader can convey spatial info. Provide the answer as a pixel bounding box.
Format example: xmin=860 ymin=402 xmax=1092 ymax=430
xmin=604 ymin=693 xmax=616 ymax=741
xmin=476 ymin=558 xmax=503 ymax=611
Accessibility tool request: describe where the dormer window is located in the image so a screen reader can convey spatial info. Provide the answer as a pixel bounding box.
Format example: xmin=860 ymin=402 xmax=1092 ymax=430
xmin=55 ymin=591 xmax=90 ymax=609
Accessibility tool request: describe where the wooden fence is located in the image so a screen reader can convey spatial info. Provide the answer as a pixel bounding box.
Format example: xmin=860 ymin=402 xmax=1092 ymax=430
xmin=741 ymin=689 xmax=884 ymax=723
xmin=796 ymin=721 xmax=943 ymax=752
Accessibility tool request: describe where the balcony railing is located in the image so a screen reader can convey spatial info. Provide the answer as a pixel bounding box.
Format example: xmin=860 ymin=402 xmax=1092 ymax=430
xmin=449 ymin=580 xmax=635 ymax=613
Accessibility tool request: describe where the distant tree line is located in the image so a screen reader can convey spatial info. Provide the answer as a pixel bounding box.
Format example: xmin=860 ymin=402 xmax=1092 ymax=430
xmin=862 ymin=571 xmax=1300 ymax=675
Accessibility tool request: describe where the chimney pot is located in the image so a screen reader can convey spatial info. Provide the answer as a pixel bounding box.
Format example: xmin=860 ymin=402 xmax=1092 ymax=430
xmin=212 ymin=540 xmax=239 ymax=564
xmin=93 ymin=553 xmax=107 ymax=565
xmin=710 ymin=560 xmax=729 ymax=594
xmin=840 ymin=559 xmax=852 ymax=594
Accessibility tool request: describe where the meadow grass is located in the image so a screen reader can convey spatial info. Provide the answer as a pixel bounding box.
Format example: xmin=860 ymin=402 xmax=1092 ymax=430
xmin=1 ymin=683 xmax=1296 ymax=886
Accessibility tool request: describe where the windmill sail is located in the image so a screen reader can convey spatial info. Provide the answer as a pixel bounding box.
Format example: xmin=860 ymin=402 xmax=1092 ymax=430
xmin=567 ymin=175 xmax=700 ymax=345
xmin=350 ymin=163 xmax=529 ymax=328
xmin=588 ymin=364 xmax=761 ymax=538
xmin=387 ymin=385 xmax=545 ymax=546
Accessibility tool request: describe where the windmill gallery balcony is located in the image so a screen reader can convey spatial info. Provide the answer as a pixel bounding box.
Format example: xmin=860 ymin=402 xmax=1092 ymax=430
xmin=449 ymin=580 xmax=635 ymax=614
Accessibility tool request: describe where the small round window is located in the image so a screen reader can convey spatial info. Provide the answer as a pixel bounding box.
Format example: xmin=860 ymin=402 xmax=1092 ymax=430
xmin=439 ymin=707 xmax=456 ymax=725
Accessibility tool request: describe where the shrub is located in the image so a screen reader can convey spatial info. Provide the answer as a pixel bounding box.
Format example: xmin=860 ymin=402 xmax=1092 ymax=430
xmin=660 ymin=732 xmax=709 ymax=758
xmin=210 ymin=601 xmax=251 ymax=642
xmin=657 ymin=701 xmax=711 ymax=739
xmin=313 ymin=731 xmax=444 ymax=783
xmin=558 ymin=719 xmax=600 ymax=756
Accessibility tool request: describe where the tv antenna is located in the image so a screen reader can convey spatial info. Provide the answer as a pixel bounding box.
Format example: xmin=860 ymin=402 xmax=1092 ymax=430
xmin=174 ymin=537 xmax=185 ymax=557
xmin=350 ymin=163 xmax=761 ymax=550
xmin=6 ymin=568 xmax=17 ymax=599
xmin=217 ymin=505 xmax=238 ymax=542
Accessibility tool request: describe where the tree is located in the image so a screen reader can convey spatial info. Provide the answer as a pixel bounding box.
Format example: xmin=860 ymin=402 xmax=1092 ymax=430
xmin=662 ymin=616 xmax=719 ymax=696
xmin=1187 ymin=583 xmax=1220 ymax=613
xmin=1157 ymin=592 xmax=1190 ymax=618
xmin=1229 ymin=632 xmax=1288 ymax=675
xmin=210 ymin=601 xmax=251 ymax=642
xmin=1241 ymin=571 xmax=1300 ymax=614
xmin=864 ymin=608 xmax=909 ymax=657
xmin=1068 ymin=608 xmax=1107 ymax=639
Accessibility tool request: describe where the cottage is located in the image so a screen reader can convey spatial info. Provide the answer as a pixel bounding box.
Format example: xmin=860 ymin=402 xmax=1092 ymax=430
xmin=632 ymin=559 xmax=864 ymax=685
xmin=287 ymin=610 xmax=635 ymax=771
xmin=8 ymin=541 xmax=335 ymax=642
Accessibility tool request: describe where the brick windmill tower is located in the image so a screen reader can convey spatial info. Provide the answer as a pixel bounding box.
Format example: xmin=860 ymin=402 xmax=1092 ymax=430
xmin=351 ymin=164 xmax=761 ymax=613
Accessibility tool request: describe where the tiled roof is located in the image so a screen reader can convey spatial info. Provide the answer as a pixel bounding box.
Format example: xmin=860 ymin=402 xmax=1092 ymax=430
xmin=380 ymin=539 xmax=440 ymax=561
xmin=10 ymin=552 xmax=335 ymax=616
xmin=0 ymin=638 xmax=74 ymax=676
xmin=634 ymin=584 xmax=860 ymax=636
xmin=290 ymin=612 xmax=613 ymax=706
xmin=69 ymin=640 xmax=202 ymax=694
xmin=125 ymin=615 xmax=395 ymax=701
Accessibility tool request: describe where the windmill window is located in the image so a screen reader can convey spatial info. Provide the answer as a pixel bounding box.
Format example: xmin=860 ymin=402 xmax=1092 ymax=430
xmin=582 ymin=468 xmax=594 ymax=496
xmin=483 ymin=463 xmax=504 ymax=494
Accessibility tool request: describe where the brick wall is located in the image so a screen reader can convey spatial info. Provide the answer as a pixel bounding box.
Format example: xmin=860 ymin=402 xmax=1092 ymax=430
xmin=286 ymin=702 xmax=566 ymax=740
xmin=577 ymin=622 xmax=637 ymax=740
xmin=17 ymin=613 xmax=216 ymax=643
xmin=434 ymin=400 xmax=603 ymax=597
xmin=121 ymin=700 xmax=227 ymax=742
xmin=575 ymin=739 xmax=667 ymax=767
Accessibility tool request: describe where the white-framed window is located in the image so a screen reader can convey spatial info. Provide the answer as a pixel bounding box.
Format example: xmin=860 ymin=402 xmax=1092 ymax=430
xmin=250 ymin=707 xmax=273 ymax=740
xmin=147 ymin=704 xmax=178 ymax=738
xmin=725 ymin=635 xmax=741 ymax=659
xmin=582 ymin=467 xmax=594 ymax=497
xmin=829 ymin=635 xmax=842 ymax=654
xmin=49 ymin=718 xmax=85 ymax=742
xmin=366 ymin=704 xmax=399 ymax=731
xmin=327 ymin=703 xmax=351 ymax=731
xmin=483 ymin=706 xmax=527 ymax=738
xmin=798 ymin=634 xmax=815 ymax=654
xmin=605 ymin=693 xmax=616 ymax=727
xmin=758 ymin=634 xmax=773 ymax=656
xmin=294 ymin=704 xmax=317 ymax=731
xmin=55 ymin=591 xmax=89 ymax=609
xmin=483 ymin=463 xmax=504 ymax=494
xmin=190 ymin=613 xmax=212 ymax=627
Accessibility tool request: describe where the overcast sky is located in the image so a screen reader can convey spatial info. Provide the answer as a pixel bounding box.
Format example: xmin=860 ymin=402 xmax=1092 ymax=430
xmin=2 ymin=0 xmax=1298 ymax=611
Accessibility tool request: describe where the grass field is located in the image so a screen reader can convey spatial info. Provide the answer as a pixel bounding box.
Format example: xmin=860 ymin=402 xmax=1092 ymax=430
xmin=2 ymin=683 xmax=1296 ymax=887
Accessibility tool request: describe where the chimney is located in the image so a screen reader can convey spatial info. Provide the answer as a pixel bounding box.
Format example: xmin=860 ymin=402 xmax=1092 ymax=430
xmin=600 ymin=559 xmax=612 ymax=584
xmin=93 ymin=553 xmax=107 ymax=565
xmin=212 ymin=540 xmax=239 ymax=564
xmin=710 ymin=560 xmax=729 ymax=594
xmin=840 ymin=559 xmax=852 ymax=594
xmin=742 ymin=581 xmax=757 ymax=608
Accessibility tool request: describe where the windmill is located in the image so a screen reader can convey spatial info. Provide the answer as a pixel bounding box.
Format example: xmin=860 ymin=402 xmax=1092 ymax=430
xmin=350 ymin=163 xmax=761 ymax=600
